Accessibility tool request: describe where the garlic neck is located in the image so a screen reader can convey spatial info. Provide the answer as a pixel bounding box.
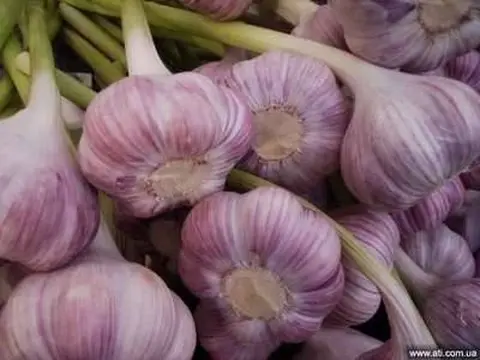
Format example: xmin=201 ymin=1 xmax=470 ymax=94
xmin=275 ymin=0 xmax=318 ymax=26
xmin=222 ymin=267 xmax=288 ymax=320
xmin=252 ymin=107 xmax=303 ymax=161
xmin=418 ymin=0 xmax=472 ymax=33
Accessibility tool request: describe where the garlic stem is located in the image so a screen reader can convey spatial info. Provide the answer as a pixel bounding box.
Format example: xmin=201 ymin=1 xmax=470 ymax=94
xmin=63 ymin=28 xmax=126 ymax=85
xmin=59 ymin=3 xmax=127 ymax=66
xmin=122 ymin=0 xmax=170 ymax=76
xmin=62 ymin=0 xmax=117 ymax=16
xmin=0 ymin=0 xmax=27 ymax=52
xmin=15 ymin=51 xmax=96 ymax=109
xmin=275 ymin=0 xmax=318 ymax=26
xmin=227 ymin=169 xmax=436 ymax=346
xmin=2 ymin=34 xmax=30 ymax=103
xmin=91 ymin=14 xmax=123 ymax=42
xmin=394 ymin=248 xmax=440 ymax=306
xmin=0 ymin=75 xmax=13 ymax=113
xmin=27 ymin=0 xmax=58 ymax=120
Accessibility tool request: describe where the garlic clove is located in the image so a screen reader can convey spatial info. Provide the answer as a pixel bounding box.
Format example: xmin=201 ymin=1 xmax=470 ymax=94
xmin=179 ymin=187 xmax=344 ymax=345
xmin=445 ymin=50 xmax=480 ymax=93
xmin=341 ymin=73 xmax=480 ymax=211
xmin=294 ymin=327 xmax=382 ymax=360
xmin=194 ymin=300 xmax=281 ymax=360
xmin=330 ymin=0 xmax=480 ymax=72
xmin=401 ymin=224 xmax=475 ymax=282
xmin=223 ymin=50 xmax=350 ymax=194
xmin=292 ymin=5 xmax=348 ymax=50
xmin=324 ymin=205 xmax=400 ymax=327
xmin=423 ymin=278 xmax=480 ymax=347
xmin=390 ymin=177 xmax=465 ymax=237
xmin=79 ymin=72 xmax=253 ymax=218
xmin=178 ymin=0 xmax=253 ymax=21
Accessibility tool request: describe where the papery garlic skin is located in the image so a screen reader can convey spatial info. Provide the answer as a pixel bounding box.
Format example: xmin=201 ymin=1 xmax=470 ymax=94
xmin=178 ymin=0 xmax=252 ymax=20
xmin=402 ymin=225 xmax=475 ymax=282
xmin=0 ymin=109 xmax=99 ymax=271
xmin=222 ymin=51 xmax=350 ymax=195
xmin=341 ymin=73 xmax=480 ymax=210
xmin=0 ymin=255 xmax=196 ymax=360
xmin=445 ymin=51 xmax=480 ymax=93
xmin=194 ymin=48 xmax=249 ymax=86
xmin=424 ymin=278 xmax=480 ymax=347
xmin=325 ymin=206 xmax=400 ymax=327
xmin=294 ymin=327 xmax=382 ymax=360
xmin=391 ymin=177 xmax=465 ymax=237
xmin=78 ymin=73 xmax=253 ymax=218
xmin=292 ymin=5 xmax=348 ymax=50
xmin=330 ymin=0 xmax=480 ymax=72
xmin=195 ymin=300 xmax=282 ymax=360
xmin=179 ymin=187 xmax=344 ymax=346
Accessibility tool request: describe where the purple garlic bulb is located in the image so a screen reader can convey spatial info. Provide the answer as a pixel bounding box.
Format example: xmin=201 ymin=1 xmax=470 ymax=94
xmin=402 ymin=225 xmax=475 ymax=284
xmin=295 ymin=327 xmax=382 ymax=360
xmin=78 ymin=73 xmax=253 ymax=218
xmin=445 ymin=51 xmax=480 ymax=93
xmin=424 ymin=278 xmax=480 ymax=347
xmin=330 ymin=0 xmax=480 ymax=72
xmin=391 ymin=177 xmax=465 ymax=237
xmin=206 ymin=50 xmax=350 ymax=195
xmin=476 ymin=251 xmax=480 ymax=277
xmin=445 ymin=190 xmax=480 ymax=252
xmin=194 ymin=48 xmax=250 ymax=85
xmin=292 ymin=5 xmax=348 ymax=50
xmin=0 ymin=223 xmax=197 ymax=360
xmin=324 ymin=206 xmax=400 ymax=327
xmin=461 ymin=158 xmax=480 ymax=190
xmin=194 ymin=300 xmax=282 ymax=360
xmin=178 ymin=0 xmax=253 ymax=20
xmin=179 ymin=187 xmax=344 ymax=351
xmin=341 ymin=71 xmax=480 ymax=211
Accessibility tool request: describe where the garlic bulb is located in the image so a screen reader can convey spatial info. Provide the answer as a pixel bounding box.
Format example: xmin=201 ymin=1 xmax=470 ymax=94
xmin=391 ymin=177 xmax=465 ymax=237
xmin=78 ymin=0 xmax=253 ymax=218
xmin=461 ymin=159 xmax=480 ymax=190
xmin=0 ymin=262 xmax=27 ymax=309
xmin=194 ymin=300 xmax=282 ymax=360
xmin=330 ymin=0 xmax=480 ymax=72
xmin=0 ymin=219 xmax=197 ymax=360
xmin=324 ymin=206 xmax=400 ymax=327
xmin=178 ymin=0 xmax=252 ymax=20
xmin=179 ymin=187 xmax=344 ymax=354
xmin=0 ymin=0 xmax=99 ymax=270
xmin=445 ymin=51 xmax=480 ymax=93
xmin=295 ymin=327 xmax=382 ymax=360
xmin=445 ymin=190 xmax=480 ymax=252
xmin=213 ymin=50 xmax=350 ymax=195
xmin=476 ymin=251 xmax=480 ymax=277
xmin=424 ymin=278 xmax=480 ymax=347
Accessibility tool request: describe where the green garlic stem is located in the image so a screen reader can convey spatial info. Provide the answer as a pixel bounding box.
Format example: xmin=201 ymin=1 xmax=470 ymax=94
xmin=91 ymin=14 xmax=123 ymax=42
xmin=122 ymin=0 xmax=170 ymax=76
xmin=15 ymin=51 xmax=96 ymax=109
xmin=0 ymin=0 xmax=27 ymax=52
xmin=275 ymin=0 xmax=318 ymax=26
xmin=227 ymin=169 xmax=436 ymax=347
xmin=2 ymin=34 xmax=31 ymax=104
xmin=60 ymin=3 xmax=127 ymax=66
xmin=63 ymin=28 xmax=126 ymax=85
xmin=0 ymin=75 xmax=14 ymax=113
xmin=48 ymin=11 xmax=63 ymax=40
xmin=61 ymin=0 xmax=117 ymax=16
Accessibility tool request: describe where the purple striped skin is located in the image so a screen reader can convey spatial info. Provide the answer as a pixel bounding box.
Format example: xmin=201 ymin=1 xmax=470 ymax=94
xmin=179 ymin=0 xmax=252 ymax=20
xmin=0 ymin=111 xmax=99 ymax=271
xmin=179 ymin=187 xmax=344 ymax=349
xmin=341 ymin=73 xmax=480 ymax=211
xmin=0 ymin=256 xmax=196 ymax=360
xmin=424 ymin=278 xmax=480 ymax=347
xmin=324 ymin=206 xmax=400 ymax=327
xmin=292 ymin=5 xmax=348 ymax=50
xmin=391 ymin=177 xmax=465 ymax=237
xmin=195 ymin=300 xmax=282 ymax=360
xmin=330 ymin=0 xmax=480 ymax=72
xmin=78 ymin=72 xmax=253 ymax=218
xmin=401 ymin=225 xmax=475 ymax=283
xmin=222 ymin=51 xmax=350 ymax=195
xmin=295 ymin=327 xmax=382 ymax=360
xmin=446 ymin=51 xmax=480 ymax=93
